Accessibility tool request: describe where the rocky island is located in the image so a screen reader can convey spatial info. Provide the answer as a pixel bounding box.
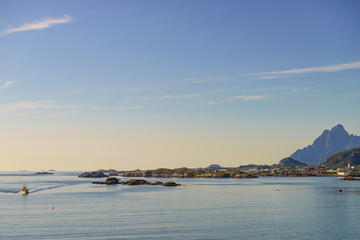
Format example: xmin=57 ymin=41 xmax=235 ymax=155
xmin=78 ymin=170 xmax=109 ymax=178
xmin=93 ymin=177 xmax=180 ymax=187
xmin=122 ymin=167 xmax=258 ymax=178
xmin=338 ymin=176 xmax=360 ymax=181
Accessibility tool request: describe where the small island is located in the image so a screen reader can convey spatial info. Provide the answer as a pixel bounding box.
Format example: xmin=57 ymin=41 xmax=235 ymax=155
xmin=78 ymin=171 xmax=109 ymax=178
xmin=338 ymin=176 xmax=360 ymax=181
xmin=93 ymin=177 xmax=180 ymax=187
xmin=35 ymin=172 xmax=54 ymax=175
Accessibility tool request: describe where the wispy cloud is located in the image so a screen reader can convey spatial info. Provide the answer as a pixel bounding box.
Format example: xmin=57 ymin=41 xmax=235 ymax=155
xmin=2 ymin=15 xmax=73 ymax=36
xmin=256 ymin=86 xmax=288 ymax=92
xmin=292 ymin=87 xmax=309 ymax=92
xmin=209 ymin=95 xmax=267 ymax=105
xmin=166 ymin=61 xmax=360 ymax=87
xmin=1 ymin=81 xmax=15 ymax=89
xmin=261 ymin=76 xmax=279 ymax=79
xmin=91 ymin=106 xmax=144 ymax=111
xmin=229 ymin=95 xmax=267 ymax=101
xmin=9 ymin=111 xmax=49 ymax=116
xmin=247 ymin=61 xmax=360 ymax=78
xmin=53 ymin=110 xmax=79 ymax=116
xmin=0 ymin=100 xmax=78 ymax=114
xmin=145 ymin=91 xmax=219 ymax=101
xmin=169 ymin=75 xmax=233 ymax=84
xmin=158 ymin=93 xmax=211 ymax=100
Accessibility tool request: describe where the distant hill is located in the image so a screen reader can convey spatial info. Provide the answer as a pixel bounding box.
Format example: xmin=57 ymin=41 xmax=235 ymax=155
xmin=279 ymin=157 xmax=305 ymax=167
xmin=291 ymin=124 xmax=360 ymax=165
xmin=323 ymin=147 xmax=360 ymax=168
xmin=206 ymin=164 xmax=223 ymax=170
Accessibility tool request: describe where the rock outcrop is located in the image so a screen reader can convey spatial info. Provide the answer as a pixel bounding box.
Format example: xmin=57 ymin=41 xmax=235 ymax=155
xmin=162 ymin=181 xmax=181 ymax=187
xmin=93 ymin=178 xmax=181 ymax=187
xmin=78 ymin=171 xmax=109 ymax=178
xmin=105 ymin=177 xmax=119 ymax=184
xmin=338 ymin=176 xmax=360 ymax=181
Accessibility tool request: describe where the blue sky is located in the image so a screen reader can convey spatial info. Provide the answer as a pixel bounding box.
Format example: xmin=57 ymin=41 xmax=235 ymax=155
xmin=0 ymin=0 xmax=359 ymax=170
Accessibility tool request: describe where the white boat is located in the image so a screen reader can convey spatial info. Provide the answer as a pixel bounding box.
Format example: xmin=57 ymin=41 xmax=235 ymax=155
xmin=20 ymin=185 xmax=29 ymax=195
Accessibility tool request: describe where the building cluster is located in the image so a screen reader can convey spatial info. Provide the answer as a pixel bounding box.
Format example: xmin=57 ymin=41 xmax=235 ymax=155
xmin=336 ymin=163 xmax=356 ymax=176
xmin=239 ymin=163 xmax=359 ymax=177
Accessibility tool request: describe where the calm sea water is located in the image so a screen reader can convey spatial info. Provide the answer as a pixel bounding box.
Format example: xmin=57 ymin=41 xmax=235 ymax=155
xmin=1 ymin=171 xmax=359 ymax=240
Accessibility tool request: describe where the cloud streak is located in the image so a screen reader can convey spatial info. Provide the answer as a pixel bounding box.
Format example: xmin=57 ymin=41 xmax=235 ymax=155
xmin=0 ymin=81 xmax=15 ymax=89
xmin=169 ymin=75 xmax=233 ymax=84
xmin=91 ymin=106 xmax=144 ymax=111
xmin=256 ymin=86 xmax=288 ymax=92
xmin=145 ymin=91 xmax=219 ymax=101
xmin=209 ymin=95 xmax=267 ymax=105
xmin=2 ymin=15 xmax=73 ymax=36
xmin=247 ymin=61 xmax=360 ymax=78
xmin=0 ymin=100 xmax=78 ymax=114
xmin=229 ymin=95 xmax=267 ymax=101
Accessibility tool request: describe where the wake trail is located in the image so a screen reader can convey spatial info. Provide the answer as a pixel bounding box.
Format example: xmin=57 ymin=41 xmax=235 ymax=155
xmin=30 ymin=181 xmax=85 ymax=193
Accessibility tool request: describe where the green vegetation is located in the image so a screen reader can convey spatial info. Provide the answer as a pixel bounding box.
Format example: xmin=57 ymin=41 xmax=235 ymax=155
xmin=278 ymin=157 xmax=306 ymax=167
xmin=123 ymin=167 xmax=258 ymax=178
xmin=323 ymin=147 xmax=360 ymax=169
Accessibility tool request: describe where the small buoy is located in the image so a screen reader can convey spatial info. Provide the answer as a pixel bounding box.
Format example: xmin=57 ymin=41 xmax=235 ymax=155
xmin=338 ymin=189 xmax=342 ymax=192
xmin=52 ymin=206 xmax=55 ymax=210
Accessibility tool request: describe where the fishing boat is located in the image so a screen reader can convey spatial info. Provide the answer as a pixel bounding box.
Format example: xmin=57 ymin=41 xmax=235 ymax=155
xmin=20 ymin=185 xmax=29 ymax=195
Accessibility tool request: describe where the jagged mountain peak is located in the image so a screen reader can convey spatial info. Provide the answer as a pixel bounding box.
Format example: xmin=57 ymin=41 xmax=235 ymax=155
xmin=329 ymin=124 xmax=347 ymax=135
xmin=291 ymin=124 xmax=360 ymax=165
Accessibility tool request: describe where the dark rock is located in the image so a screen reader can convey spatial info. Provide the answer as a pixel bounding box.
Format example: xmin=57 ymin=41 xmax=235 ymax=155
xmin=105 ymin=177 xmax=119 ymax=185
xmin=35 ymin=172 xmax=54 ymax=175
xmin=339 ymin=176 xmax=360 ymax=181
xmin=78 ymin=171 xmax=109 ymax=178
xmin=92 ymin=181 xmax=106 ymax=184
xmin=124 ymin=179 xmax=149 ymax=185
xmin=162 ymin=181 xmax=181 ymax=187
xmin=93 ymin=178 xmax=180 ymax=187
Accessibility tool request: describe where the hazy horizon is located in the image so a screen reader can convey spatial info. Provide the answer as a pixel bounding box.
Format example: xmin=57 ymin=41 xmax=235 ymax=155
xmin=1 ymin=0 xmax=359 ymax=171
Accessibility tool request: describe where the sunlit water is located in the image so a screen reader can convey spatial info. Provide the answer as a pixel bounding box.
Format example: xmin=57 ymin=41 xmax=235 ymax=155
xmin=1 ymin=171 xmax=360 ymax=240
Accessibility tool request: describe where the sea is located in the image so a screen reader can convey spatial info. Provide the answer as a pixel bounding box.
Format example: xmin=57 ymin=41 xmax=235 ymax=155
xmin=1 ymin=171 xmax=359 ymax=240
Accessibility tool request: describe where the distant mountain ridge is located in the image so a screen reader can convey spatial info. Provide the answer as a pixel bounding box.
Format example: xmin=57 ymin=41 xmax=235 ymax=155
xmin=291 ymin=124 xmax=360 ymax=165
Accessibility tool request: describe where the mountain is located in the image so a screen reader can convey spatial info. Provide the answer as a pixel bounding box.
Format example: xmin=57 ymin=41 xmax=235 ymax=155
xmin=206 ymin=164 xmax=223 ymax=170
xmin=278 ymin=157 xmax=306 ymax=167
xmin=291 ymin=124 xmax=360 ymax=165
xmin=323 ymin=147 xmax=360 ymax=168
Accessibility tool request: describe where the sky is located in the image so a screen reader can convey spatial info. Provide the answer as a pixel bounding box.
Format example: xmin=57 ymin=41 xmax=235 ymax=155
xmin=0 ymin=0 xmax=359 ymax=171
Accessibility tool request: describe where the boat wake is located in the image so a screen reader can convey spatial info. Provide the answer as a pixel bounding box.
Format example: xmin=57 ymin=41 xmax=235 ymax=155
xmin=0 ymin=189 xmax=19 ymax=194
xmin=30 ymin=182 xmax=84 ymax=193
